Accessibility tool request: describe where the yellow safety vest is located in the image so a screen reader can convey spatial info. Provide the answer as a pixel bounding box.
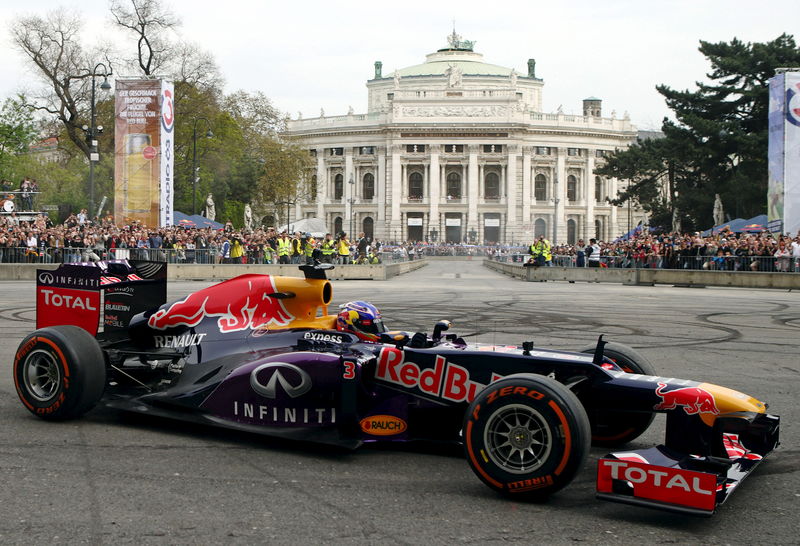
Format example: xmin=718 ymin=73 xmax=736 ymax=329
xmin=304 ymin=238 xmax=315 ymax=257
xmin=321 ymin=240 xmax=335 ymax=255
xmin=338 ymin=239 xmax=350 ymax=255
xmin=535 ymin=240 xmax=552 ymax=260
xmin=277 ymin=238 xmax=291 ymax=256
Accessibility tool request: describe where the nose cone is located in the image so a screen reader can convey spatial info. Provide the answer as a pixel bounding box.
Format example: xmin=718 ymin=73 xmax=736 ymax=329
xmin=698 ymin=382 xmax=766 ymax=426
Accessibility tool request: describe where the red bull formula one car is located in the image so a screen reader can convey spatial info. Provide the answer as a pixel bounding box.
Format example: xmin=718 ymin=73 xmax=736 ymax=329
xmin=14 ymin=261 xmax=779 ymax=516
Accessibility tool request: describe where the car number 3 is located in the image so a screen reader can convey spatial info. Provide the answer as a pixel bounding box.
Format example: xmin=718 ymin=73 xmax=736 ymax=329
xmin=342 ymin=362 xmax=356 ymax=380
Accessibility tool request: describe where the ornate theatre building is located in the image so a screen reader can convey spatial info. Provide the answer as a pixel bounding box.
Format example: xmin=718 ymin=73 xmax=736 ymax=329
xmin=284 ymin=32 xmax=641 ymax=244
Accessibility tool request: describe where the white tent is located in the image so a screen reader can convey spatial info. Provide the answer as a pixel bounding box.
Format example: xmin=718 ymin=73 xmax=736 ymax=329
xmin=278 ymin=217 xmax=329 ymax=238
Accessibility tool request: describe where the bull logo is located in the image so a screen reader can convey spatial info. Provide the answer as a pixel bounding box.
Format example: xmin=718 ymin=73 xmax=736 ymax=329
xmin=147 ymin=276 xmax=293 ymax=333
xmin=653 ymin=382 xmax=719 ymax=415
xmin=250 ymin=362 xmax=311 ymax=399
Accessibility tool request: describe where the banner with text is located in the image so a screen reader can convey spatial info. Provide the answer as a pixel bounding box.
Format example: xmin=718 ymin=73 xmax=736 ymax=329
xmin=114 ymin=79 xmax=174 ymax=227
xmin=768 ymin=72 xmax=800 ymax=235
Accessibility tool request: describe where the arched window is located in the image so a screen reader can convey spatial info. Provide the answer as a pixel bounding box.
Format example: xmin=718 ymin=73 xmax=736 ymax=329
xmin=534 ymin=218 xmax=546 ymax=238
xmin=334 ymin=173 xmax=343 ymax=200
xmin=334 ymin=217 xmax=343 ymax=235
xmin=485 ymin=172 xmax=500 ymax=199
xmin=446 ymin=172 xmax=461 ymax=199
xmin=567 ymin=219 xmax=577 ymax=245
xmin=363 ymin=173 xmax=375 ymax=200
xmin=362 ymin=216 xmax=374 ymax=239
xmin=310 ymin=174 xmax=318 ymax=200
xmin=567 ymin=175 xmax=577 ymax=202
xmin=594 ymin=176 xmax=603 ymax=202
xmin=595 ymin=219 xmax=602 ymax=240
xmin=534 ymin=174 xmax=547 ymax=201
xmin=408 ymin=172 xmax=423 ymax=199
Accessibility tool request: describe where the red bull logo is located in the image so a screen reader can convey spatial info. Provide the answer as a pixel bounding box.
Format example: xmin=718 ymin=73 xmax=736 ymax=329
xmin=148 ymin=275 xmax=293 ymax=333
xmin=653 ymin=382 xmax=719 ymax=415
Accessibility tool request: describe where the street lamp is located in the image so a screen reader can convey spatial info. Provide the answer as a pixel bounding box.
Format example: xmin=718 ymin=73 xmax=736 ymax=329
xmin=276 ymin=199 xmax=295 ymax=232
xmin=81 ymin=62 xmax=112 ymax=219
xmin=347 ymin=174 xmax=355 ymax=238
xmin=191 ymin=117 xmax=214 ymax=215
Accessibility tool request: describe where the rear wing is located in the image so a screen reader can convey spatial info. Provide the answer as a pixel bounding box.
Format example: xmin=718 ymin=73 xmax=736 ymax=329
xmin=37 ymin=260 xmax=167 ymax=336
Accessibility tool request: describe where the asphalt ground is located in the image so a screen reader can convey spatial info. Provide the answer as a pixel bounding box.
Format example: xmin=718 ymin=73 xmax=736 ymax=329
xmin=1 ymin=260 xmax=798 ymax=544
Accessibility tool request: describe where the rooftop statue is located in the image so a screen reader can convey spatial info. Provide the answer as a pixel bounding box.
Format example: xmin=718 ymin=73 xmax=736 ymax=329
xmin=446 ymin=29 xmax=475 ymax=51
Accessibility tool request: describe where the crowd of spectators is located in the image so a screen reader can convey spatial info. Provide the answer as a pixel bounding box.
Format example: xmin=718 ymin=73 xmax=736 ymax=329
xmin=2 ymin=209 xmax=799 ymax=273
xmin=487 ymin=230 xmax=800 ymax=273
xmin=0 ymin=211 xmax=390 ymax=265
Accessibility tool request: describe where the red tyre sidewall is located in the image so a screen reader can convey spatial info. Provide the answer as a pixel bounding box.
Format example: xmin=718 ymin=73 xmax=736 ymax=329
xmin=14 ymin=335 xmax=73 ymax=417
xmin=464 ymin=380 xmax=585 ymax=496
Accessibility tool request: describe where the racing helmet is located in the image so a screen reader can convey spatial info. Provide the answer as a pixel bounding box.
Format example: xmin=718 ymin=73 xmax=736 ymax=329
xmin=336 ymin=301 xmax=386 ymax=341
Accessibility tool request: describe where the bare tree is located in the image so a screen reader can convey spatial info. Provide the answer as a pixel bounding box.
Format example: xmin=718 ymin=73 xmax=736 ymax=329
xmin=10 ymin=9 xmax=111 ymax=158
xmin=109 ymin=0 xmax=178 ymax=76
xmin=172 ymin=41 xmax=224 ymax=92
xmin=110 ymin=0 xmax=222 ymax=95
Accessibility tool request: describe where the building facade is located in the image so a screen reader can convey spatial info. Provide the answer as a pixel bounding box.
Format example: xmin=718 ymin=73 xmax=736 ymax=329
xmin=285 ymin=33 xmax=643 ymax=244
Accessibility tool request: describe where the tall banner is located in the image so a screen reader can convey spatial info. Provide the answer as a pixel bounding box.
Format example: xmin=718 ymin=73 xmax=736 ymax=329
xmin=160 ymin=81 xmax=174 ymax=227
xmin=114 ymin=79 xmax=175 ymax=227
xmin=768 ymin=72 xmax=800 ymax=235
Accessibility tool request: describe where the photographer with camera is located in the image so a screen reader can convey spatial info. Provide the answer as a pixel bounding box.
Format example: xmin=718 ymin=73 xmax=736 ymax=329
xmin=337 ymin=232 xmax=351 ymax=264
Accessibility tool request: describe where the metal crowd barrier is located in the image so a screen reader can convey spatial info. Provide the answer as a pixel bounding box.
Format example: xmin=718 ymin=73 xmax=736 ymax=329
xmin=486 ymin=253 xmax=799 ymax=273
xmin=0 ymin=246 xmax=413 ymax=266
xmin=2 ymin=245 xmax=798 ymax=273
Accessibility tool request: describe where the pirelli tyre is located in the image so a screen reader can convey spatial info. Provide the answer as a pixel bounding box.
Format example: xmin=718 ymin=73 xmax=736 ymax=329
xmin=463 ymin=374 xmax=590 ymax=500
xmin=13 ymin=325 xmax=105 ymax=421
xmin=580 ymin=341 xmax=657 ymax=447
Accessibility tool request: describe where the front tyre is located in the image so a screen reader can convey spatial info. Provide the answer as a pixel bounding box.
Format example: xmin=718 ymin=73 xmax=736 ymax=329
xmin=14 ymin=326 xmax=106 ymax=420
xmin=580 ymin=341 xmax=657 ymax=446
xmin=463 ymin=374 xmax=590 ymax=500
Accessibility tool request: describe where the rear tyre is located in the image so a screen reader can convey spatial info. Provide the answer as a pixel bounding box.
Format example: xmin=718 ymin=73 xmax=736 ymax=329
xmin=463 ymin=374 xmax=590 ymax=500
xmin=580 ymin=341 xmax=656 ymax=447
xmin=14 ymin=325 xmax=105 ymax=420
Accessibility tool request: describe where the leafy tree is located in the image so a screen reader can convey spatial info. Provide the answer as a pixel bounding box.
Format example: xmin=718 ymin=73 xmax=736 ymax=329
xmin=0 ymin=95 xmax=38 ymax=176
xmin=597 ymin=34 xmax=800 ymax=231
xmin=9 ymin=2 xmax=306 ymax=227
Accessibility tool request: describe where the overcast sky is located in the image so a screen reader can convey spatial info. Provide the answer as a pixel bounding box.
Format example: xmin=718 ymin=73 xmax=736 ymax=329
xmin=1 ymin=0 xmax=797 ymax=131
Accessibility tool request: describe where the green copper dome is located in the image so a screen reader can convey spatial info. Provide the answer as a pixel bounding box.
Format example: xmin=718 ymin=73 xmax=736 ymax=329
xmin=392 ymin=49 xmax=516 ymax=78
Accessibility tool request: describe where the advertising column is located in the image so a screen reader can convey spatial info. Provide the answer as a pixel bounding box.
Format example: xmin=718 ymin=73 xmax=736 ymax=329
xmin=114 ymin=79 xmax=174 ymax=227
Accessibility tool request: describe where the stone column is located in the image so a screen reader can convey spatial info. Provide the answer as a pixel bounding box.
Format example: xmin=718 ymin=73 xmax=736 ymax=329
xmin=586 ymin=153 xmax=595 ymax=241
xmin=390 ymin=145 xmax=402 ymax=239
xmin=522 ymin=148 xmax=531 ymax=234
xmin=422 ymin=161 xmax=428 ymax=202
xmin=429 ymin=151 xmax=440 ymax=240
xmin=554 ymin=148 xmax=566 ymax=244
xmin=377 ymin=147 xmax=386 ymax=239
xmin=344 ymin=149 xmax=354 ymax=236
xmin=468 ymin=146 xmax=479 ymax=236
xmin=506 ymin=146 xmax=518 ymax=242
xmin=316 ymin=151 xmax=326 ymax=219
xmin=610 ymin=177 xmax=619 ymax=237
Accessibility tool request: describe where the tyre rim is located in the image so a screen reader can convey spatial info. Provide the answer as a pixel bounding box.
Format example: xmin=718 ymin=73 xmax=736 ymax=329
xmin=23 ymin=349 xmax=62 ymax=402
xmin=484 ymin=404 xmax=552 ymax=474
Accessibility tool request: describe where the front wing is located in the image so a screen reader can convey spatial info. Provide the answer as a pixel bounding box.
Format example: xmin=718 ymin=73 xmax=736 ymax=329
xmin=596 ymin=412 xmax=780 ymax=516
